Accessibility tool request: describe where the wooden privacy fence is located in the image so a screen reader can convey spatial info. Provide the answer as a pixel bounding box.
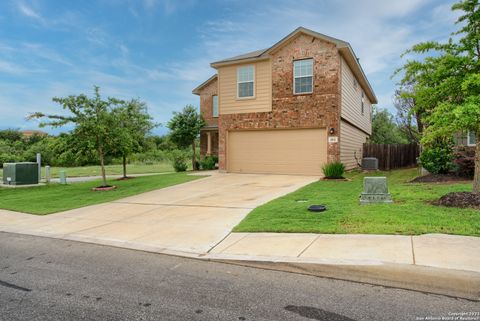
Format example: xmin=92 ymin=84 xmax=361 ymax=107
xmin=362 ymin=143 xmax=420 ymax=170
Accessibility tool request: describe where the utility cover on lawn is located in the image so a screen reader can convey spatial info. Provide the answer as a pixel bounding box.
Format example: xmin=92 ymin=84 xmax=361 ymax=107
xmin=360 ymin=177 xmax=393 ymax=204
xmin=308 ymin=205 xmax=326 ymax=212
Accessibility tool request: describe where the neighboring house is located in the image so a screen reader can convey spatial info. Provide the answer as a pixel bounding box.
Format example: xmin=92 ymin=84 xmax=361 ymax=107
xmin=193 ymin=27 xmax=377 ymax=175
xmin=455 ymin=130 xmax=477 ymax=147
xmin=21 ymin=130 xmax=48 ymax=138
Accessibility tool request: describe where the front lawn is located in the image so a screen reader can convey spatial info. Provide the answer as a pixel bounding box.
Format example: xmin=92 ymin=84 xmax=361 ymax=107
xmin=0 ymin=173 xmax=203 ymax=215
xmin=234 ymin=168 xmax=480 ymax=236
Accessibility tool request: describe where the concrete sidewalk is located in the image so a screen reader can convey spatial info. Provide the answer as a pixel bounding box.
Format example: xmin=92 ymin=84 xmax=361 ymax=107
xmin=206 ymin=232 xmax=480 ymax=300
xmin=209 ymin=233 xmax=479 ymax=272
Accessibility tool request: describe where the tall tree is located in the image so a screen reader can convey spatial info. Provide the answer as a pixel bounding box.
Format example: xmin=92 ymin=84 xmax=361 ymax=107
xmin=167 ymin=105 xmax=205 ymax=170
xmin=396 ymin=0 xmax=480 ymax=193
xmin=393 ymin=84 xmax=423 ymax=143
xmin=111 ymin=99 xmax=156 ymax=178
xmin=28 ymin=86 xmax=123 ymax=187
xmin=371 ymin=108 xmax=408 ymax=144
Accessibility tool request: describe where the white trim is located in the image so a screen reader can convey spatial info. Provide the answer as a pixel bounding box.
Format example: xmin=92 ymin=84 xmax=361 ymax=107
xmin=293 ymin=58 xmax=313 ymax=94
xmin=467 ymin=130 xmax=477 ymax=146
xmin=236 ymin=65 xmax=255 ymax=99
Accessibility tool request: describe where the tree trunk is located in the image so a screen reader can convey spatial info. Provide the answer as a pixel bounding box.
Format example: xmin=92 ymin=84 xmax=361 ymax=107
xmin=415 ymin=111 xmax=423 ymax=134
xmin=122 ymin=155 xmax=127 ymax=179
xmin=99 ymin=146 xmax=107 ymax=187
xmin=473 ymin=132 xmax=480 ymax=194
xmin=192 ymin=141 xmax=196 ymax=171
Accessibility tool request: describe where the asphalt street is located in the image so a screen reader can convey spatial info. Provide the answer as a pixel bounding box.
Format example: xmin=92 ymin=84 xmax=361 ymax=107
xmin=0 ymin=232 xmax=478 ymax=321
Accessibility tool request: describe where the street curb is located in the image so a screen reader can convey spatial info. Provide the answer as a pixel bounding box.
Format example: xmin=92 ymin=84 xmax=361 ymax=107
xmin=205 ymin=255 xmax=480 ymax=301
xmin=2 ymin=230 xmax=479 ymax=301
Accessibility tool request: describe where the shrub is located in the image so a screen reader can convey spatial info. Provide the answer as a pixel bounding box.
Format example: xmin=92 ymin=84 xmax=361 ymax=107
xmin=168 ymin=149 xmax=189 ymax=172
xmin=420 ymin=140 xmax=454 ymax=174
xmin=453 ymin=146 xmax=475 ymax=178
xmin=173 ymin=159 xmax=188 ymax=172
xmin=200 ymin=155 xmax=218 ymax=170
xmin=322 ymin=162 xmax=345 ymax=179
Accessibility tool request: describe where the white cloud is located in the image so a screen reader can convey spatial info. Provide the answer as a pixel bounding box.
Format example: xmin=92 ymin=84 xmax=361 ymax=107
xmin=159 ymin=0 xmax=196 ymax=14
xmin=17 ymin=2 xmax=42 ymax=20
xmin=0 ymin=59 xmax=45 ymax=75
xmin=22 ymin=43 xmax=73 ymax=66
xmin=338 ymin=0 xmax=432 ymax=17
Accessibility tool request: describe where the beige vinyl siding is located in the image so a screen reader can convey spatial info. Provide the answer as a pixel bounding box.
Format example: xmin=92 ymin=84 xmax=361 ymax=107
xmin=218 ymin=60 xmax=272 ymax=114
xmin=340 ymin=120 xmax=368 ymax=170
xmin=227 ymin=128 xmax=327 ymax=175
xmin=341 ymin=57 xmax=372 ymax=135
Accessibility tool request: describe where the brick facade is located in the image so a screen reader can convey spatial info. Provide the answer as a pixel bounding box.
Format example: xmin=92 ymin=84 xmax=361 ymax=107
xmin=217 ymin=34 xmax=341 ymax=170
xmin=199 ymin=77 xmax=218 ymax=127
xmin=198 ymin=77 xmax=219 ymax=158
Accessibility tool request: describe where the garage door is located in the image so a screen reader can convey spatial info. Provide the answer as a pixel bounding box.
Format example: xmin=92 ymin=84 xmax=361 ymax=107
xmin=227 ymin=128 xmax=327 ymax=175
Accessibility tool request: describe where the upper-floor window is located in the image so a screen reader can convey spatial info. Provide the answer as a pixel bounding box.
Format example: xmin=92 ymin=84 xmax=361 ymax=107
xmin=237 ymin=65 xmax=254 ymax=98
xmin=468 ymin=130 xmax=477 ymax=146
xmin=212 ymin=95 xmax=219 ymax=118
xmin=361 ymin=91 xmax=365 ymax=115
xmin=294 ymin=59 xmax=313 ymax=94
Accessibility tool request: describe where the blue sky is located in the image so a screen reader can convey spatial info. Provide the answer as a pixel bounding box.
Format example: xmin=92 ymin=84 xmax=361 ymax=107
xmin=0 ymin=0 xmax=460 ymax=135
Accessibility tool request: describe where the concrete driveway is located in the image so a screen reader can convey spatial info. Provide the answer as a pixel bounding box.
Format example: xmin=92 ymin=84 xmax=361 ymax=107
xmin=0 ymin=173 xmax=316 ymax=254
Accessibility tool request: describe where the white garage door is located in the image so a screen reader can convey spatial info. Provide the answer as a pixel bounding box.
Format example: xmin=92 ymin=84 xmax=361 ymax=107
xmin=227 ymin=128 xmax=327 ymax=175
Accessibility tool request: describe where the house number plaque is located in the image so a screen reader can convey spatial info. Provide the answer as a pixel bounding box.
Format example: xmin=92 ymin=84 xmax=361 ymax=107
xmin=328 ymin=136 xmax=338 ymax=143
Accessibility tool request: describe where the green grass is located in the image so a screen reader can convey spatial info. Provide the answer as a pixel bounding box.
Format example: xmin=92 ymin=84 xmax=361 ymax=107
xmin=234 ymin=168 xmax=480 ymax=236
xmin=38 ymin=162 xmax=174 ymax=178
xmin=0 ymin=173 xmax=204 ymax=215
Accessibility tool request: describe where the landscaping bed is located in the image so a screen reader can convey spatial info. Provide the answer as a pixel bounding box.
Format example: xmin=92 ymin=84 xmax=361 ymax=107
xmin=410 ymin=173 xmax=472 ymax=183
xmin=0 ymin=173 xmax=204 ymax=215
xmin=234 ymin=168 xmax=480 ymax=236
xmin=432 ymin=192 xmax=480 ymax=209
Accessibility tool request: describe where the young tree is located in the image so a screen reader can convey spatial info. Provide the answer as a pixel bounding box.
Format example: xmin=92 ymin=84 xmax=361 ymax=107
xmin=111 ymin=99 xmax=156 ymax=178
xmin=371 ymin=108 xmax=408 ymax=144
xmin=167 ymin=105 xmax=205 ymax=170
xmin=396 ymin=0 xmax=480 ymax=193
xmin=28 ymin=86 xmax=123 ymax=187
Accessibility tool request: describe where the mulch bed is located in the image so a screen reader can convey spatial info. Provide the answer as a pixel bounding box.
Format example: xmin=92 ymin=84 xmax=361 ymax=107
xmin=322 ymin=177 xmax=350 ymax=181
xmin=115 ymin=176 xmax=136 ymax=181
xmin=92 ymin=185 xmax=117 ymax=192
xmin=410 ymin=173 xmax=472 ymax=183
xmin=431 ymin=192 xmax=480 ymax=209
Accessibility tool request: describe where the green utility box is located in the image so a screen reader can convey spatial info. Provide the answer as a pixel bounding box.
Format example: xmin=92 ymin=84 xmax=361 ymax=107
xmin=3 ymin=162 xmax=39 ymax=185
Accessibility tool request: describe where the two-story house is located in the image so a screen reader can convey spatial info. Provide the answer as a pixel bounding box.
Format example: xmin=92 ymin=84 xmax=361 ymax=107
xmin=193 ymin=27 xmax=377 ymax=175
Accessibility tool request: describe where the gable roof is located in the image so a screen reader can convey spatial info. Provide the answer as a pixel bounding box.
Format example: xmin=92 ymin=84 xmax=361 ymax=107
xmin=212 ymin=48 xmax=268 ymax=65
xmin=209 ymin=27 xmax=377 ymax=103
xmin=192 ymin=74 xmax=217 ymax=95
